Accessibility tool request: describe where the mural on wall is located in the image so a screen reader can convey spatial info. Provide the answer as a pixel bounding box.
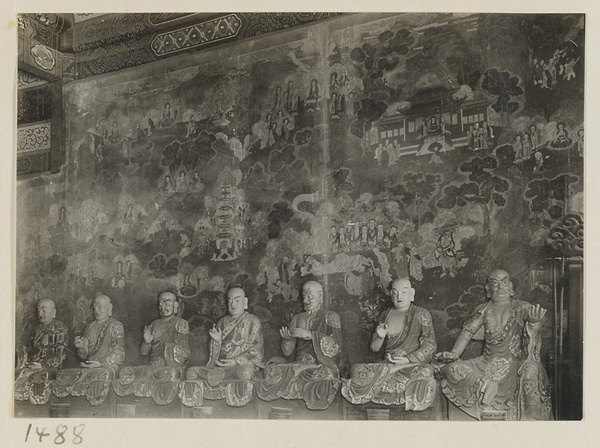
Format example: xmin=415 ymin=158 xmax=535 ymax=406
xmin=17 ymin=13 xmax=584 ymax=370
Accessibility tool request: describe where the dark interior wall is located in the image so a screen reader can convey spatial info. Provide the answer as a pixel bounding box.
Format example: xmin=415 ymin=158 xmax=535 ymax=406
xmin=16 ymin=13 xmax=584 ymax=370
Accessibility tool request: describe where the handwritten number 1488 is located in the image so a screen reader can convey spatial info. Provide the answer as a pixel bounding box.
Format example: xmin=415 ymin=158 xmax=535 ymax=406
xmin=25 ymin=424 xmax=85 ymax=444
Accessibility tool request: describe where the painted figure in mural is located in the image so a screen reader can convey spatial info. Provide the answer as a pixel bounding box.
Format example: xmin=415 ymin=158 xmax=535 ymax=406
xmin=14 ymin=298 xmax=69 ymax=405
xmin=522 ymin=132 xmax=532 ymax=160
xmin=533 ymin=151 xmax=545 ymax=172
xmin=374 ymin=142 xmax=383 ymax=165
xmin=108 ymin=121 xmax=122 ymax=145
xmin=178 ymin=288 xmax=263 ymax=408
xmin=329 ymin=92 xmax=339 ymax=117
xmin=185 ymin=114 xmax=197 ymax=138
xmin=529 ymin=124 xmax=540 ymax=150
xmin=575 ymin=128 xmax=584 ymax=157
xmin=367 ymin=218 xmax=378 ymax=248
xmin=435 ymin=229 xmax=457 ymax=277
xmin=407 ymin=246 xmax=424 ymax=282
xmin=159 ymin=102 xmax=174 ymax=127
xmin=514 ymin=134 xmax=524 ymax=161
xmin=428 ymin=116 xmax=439 ymax=132
xmin=467 ymin=125 xmax=475 ymax=150
xmin=481 ymin=122 xmax=494 ymax=150
xmin=435 ymin=269 xmax=552 ymax=420
xmin=306 ymin=78 xmax=320 ymax=111
xmin=341 ymin=278 xmax=437 ymax=410
xmin=550 ymin=121 xmax=573 ymax=148
xmin=273 ymin=85 xmax=282 ymax=111
xmin=74 ymin=294 xmax=125 ymax=368
xmin=140 ymin=292 xmax=190 ymax=367
xmin=111 ymin=260 xmax=126 ymax=289
xmin=162 ymin=174 xmax=175 ymax=194
xmin=257 ymin=281 xmax=343 ymax=409
xmin=190 ymin=171 xmax=204 ymax=192
xmin=285 ymin=80 xmax=297 ymax=113
xmin=176 ymin=171 xmax=189 ymax=192
xmin=473 ymin=122 xmax=482 ymax=150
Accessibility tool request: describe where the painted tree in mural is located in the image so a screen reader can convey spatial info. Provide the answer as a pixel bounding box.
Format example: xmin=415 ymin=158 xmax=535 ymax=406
xmin=405 ymin=25 xmax=482 ymax=90
xmin=481 ymin=69 xmax=524 ymax=127
xmin=160 ymin=132 xmax=216 ymax=173
xmin=347 ymin=28 xmax=414 ymax=139
xmin=524 ymin=174 xmax=580 ymax=229
xmin=388 ymin=172 xmax=442 ymax=227
xmin=437 ymin=156 xmax=510 ymax=255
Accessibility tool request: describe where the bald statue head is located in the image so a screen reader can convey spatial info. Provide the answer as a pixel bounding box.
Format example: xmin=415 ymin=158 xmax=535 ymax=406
xmin=302 ymin=281 xmax=323 ymax=313
xmin=390 ymin=277 xmax=415 ymax=312
xmin=158 ymin=291 xmax=178 ymax=318
xmin=37 ymin=298 xmax=56 ymax=325
xmin=226 ymin=287 xmax=248 ymax=318
xmin=486 ymin=269 xmax=514 ymax=303
xmin=93 ymin=294 xmax=113 ymax=321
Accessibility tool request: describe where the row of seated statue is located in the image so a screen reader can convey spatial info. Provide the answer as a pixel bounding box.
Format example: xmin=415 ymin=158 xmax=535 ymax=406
xmin=14 ymin=270 xmax=552 ymax=420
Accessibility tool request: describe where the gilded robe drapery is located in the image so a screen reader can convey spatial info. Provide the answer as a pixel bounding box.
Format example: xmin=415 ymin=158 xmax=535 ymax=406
xmin=341 ymin=305 xmax=437 ymax=410
xmin=440 ymin=299 xmax=552 ymax=420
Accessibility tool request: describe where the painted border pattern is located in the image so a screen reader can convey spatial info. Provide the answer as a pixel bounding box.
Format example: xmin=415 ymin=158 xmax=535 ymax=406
xmin=150 ymin=14 xmax=242 ymax=56
xmin=17 ymin=121 xmax=52 ymax=153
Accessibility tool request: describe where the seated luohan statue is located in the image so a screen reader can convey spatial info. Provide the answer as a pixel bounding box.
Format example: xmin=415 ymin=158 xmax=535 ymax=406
xmin=179 ymin=287 xmax=263 ymax=407
xmin=341 ymin=278 xmax=437 ymax=410
xmin=113 ymin=291 xmax=190 ymax=405
xmin=256 ymin=280 xmax=343 ymax=410
xmin=52 ymin=294 xmax=125 ymax=405
xmin=15 ymin=298 xmax=68 ymax=405
xmin=435 ymin=269 xmax=552 ymax=420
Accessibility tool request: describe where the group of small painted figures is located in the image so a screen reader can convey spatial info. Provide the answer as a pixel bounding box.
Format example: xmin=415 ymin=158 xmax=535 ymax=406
xmin=16 ymin=269 xmax=552 ymax=420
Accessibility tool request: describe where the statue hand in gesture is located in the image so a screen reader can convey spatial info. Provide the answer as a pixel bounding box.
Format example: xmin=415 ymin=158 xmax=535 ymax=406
xmin=290 ymin=328 xmax=312 ymax=340
xmin=74 ymin=336 xmax=89 ymax=351
xmin=434 ymin=351 xmax=459 ymax=363
xmin=81 ymin=360 xmax=103 ymax=369
xmin=209 ymin=324 xmax=222 ymax=342
xmin=376 ymin=323 xmax=389 ymax=340
xmin=280 ymin=326 xmax=293 ymax=340
xmin=387 ymin=353 xmax=409 ymax=364
xmin=216 ymin=359 xmax=236 ymax=367
xmin=528 ymin=304 xmax=547 ymax=324
xmin=143 ymin=326 xmax=154 ymax=344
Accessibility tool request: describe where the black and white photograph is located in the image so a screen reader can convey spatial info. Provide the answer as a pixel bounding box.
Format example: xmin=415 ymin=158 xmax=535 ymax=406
xmin=4 ymin=1 xmax=599 ymax=446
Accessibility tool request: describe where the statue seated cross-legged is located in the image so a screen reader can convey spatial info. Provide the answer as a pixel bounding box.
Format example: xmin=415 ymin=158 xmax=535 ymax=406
xmin=113 ymin=291 xmax=190 ymax=405
xmin=435 ymin=269 xmax=553 ymax=421
xmin=52 ymin=294 xmax=125 ymax=406
xmin=256 ymin=281 xmax=344 ymax=410
xmin=178 ymin=287 xmax=264 ymax=408
xmin=15 ymin=298 xmax=68 ymax=405
xmin=341 ymin=278 xmax=437 ymax=411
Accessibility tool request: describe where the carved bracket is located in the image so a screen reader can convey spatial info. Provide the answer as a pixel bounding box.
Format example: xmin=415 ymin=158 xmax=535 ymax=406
xmin=546 ymin=213 xmax=584 ymax=258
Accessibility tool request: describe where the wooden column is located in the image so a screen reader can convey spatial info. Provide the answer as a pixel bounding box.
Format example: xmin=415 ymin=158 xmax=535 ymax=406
xmin=547 ymin=213 xmax=583 ymax=420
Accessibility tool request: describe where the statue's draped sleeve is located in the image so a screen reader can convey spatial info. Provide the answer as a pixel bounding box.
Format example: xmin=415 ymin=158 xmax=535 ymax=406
xmin=406 ymin=308 xmax=437 ymax=363
xmin=165 ymin=318 xmax=190 ymax=366
xmin=104 ymin=320 xmax=126 ymax=367
xmin=311 ymin=310 xmax=343 ymax=366
xmin=460 ymin=303 xmax=487 ymax=339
